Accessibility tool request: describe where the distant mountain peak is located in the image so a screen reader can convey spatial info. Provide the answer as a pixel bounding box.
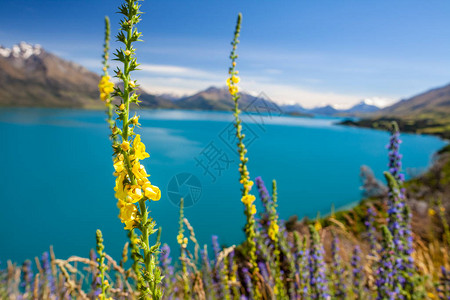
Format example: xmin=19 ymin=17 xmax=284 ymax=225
xmin=0 ymin=42 xmax=42 ymax=59
xmin=204 ymin=86 xmax=223 ymax=93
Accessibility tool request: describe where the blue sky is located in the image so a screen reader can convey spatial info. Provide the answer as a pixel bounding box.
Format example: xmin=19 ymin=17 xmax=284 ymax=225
xmin=1 ymin=0 xmax=450 ymax=108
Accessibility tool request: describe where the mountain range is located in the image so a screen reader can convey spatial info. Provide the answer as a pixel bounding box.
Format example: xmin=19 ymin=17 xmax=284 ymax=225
xmin=3 ymin=42 xmax=449 ymax=121
xmin=0 ymin=42 xmax=384 ymax=115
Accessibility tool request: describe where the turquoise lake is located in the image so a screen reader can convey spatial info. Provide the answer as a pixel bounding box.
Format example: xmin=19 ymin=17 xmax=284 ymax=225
xmin=0 ymin=108 xmax=446 ymax=264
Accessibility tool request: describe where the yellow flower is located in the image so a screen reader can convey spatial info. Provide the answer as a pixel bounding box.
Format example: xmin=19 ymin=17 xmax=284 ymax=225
xmin=113 ymin=157 xmax=125 ymax=173
xmin=268 ymin=222 xmax=279 ymax=241
xmin=427 ymin=292 xmax=436 ymax=299
xmin=127 ymin=185 xmax=142 ymax=202
xmin=241 ymin=194 xmax=255 ymax=206
xmin=428 ymin=208 xmax=436 ymax=216
xmin=231 ymin=75 xmax=240 ymax=84
xmin=131 ymin=115 xmax=140 ymax=126
xmin=114 ymin=173 xmax=128 ymax=201
xmin=314 ymin=221 xmax=322 ymax=231
xmin=98 ymin=75 xmax=114 ymax=101
xmin=118 ymin=201 xmax=137 ymax=223
xmin=121 ymin=140 xmax=130 ymax=151
xmin=129 ymin=80 xmax=135 ymax=88
xmin=244 ymin=180 xmax=253 ymax=191
xmin=229 ymin=85 xmax=238 ymax=95
xmin=132 ymin=161 xmax=149 ymax=180
xmin=142 ymin=181 xmax=161 ymax=201
xmin=124 ymin=49 xmax=131 ymax=56
xmin=250 ymin=204 xmax=256 ymax=215
xmin=440 ymin=206 xmax=445 ymax=212
xmin=177 ymin=233 xmax=184 ymax=244
xmin=273 ymin=285 xmax=279 ymax=296
xmin=124 ymin=220 xmax=136 ymax=230
xmin=133 ymin=134 xmax=150 ymax=160
xmin=119 ymin=103 xmax=125 ymax=111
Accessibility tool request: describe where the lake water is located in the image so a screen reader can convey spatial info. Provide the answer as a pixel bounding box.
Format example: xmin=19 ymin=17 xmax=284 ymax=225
xmin=0 ymin=108 xmax=446 ymax=264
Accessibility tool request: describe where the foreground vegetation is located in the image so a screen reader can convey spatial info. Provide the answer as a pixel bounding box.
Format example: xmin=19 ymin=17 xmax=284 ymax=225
xmin=1 ymin=1 xmax=449 ymax=299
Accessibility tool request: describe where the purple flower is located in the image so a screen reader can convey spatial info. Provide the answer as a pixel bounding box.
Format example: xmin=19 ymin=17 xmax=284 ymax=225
xmin=255 ymin=176 xmax=272 ymax=215
xmin=242 ymin=267 xmax=254 ymax=299
xmin=351 ymin=246 xmax=364 ymax=298
xmin=294 ymin=233 xmax=310 ymax=299
xmin=211 ymin=235 xmax=231 ymax=299
xmin=308 ymin=225 xmax=330 ymax=299
xmin=201 ymin=247 xmax=216 ymax=299
xmin=40 ymin=252 xmax=56 ymax=295
xmin=331 ymin=235 xmax=346 ymax=298
xmin=376 ymin=226 xmax=398 ymax=300
xmin=365 ymin=206 xmax=378 ymax=251
xmin=160 ymin=244 xmax=174 ymax=290
xmin=20 ymin=260 xmax=33 ymax=294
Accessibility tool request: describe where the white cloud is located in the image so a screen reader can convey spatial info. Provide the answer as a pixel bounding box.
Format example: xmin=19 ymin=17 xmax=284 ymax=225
xmin=139 ymin=63 xmax=222 ymax=80
xmin=240 ymin=80 xmax=364 ymax=108
xmin=361 ymin=97 xmax=397 ymax=108
xmin=137 ymin=75 xmax=222 ymax=96
xmin=117 ymin=62 xmax=401 ymax=108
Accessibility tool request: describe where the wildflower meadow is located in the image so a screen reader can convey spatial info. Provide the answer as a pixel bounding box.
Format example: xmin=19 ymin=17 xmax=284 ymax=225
xmin=1 ymin=1 xmax=449 ymax=299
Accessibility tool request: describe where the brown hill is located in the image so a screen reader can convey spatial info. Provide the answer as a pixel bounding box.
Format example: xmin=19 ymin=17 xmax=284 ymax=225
xmin=0 ymin=42 xmax=102 ymax=108
xmin=379 ymin=83 xmax=450 ymax=117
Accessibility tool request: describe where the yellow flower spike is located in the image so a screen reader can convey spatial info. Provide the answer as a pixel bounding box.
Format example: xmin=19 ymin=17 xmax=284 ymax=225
xmin=121 ymin=140 xmax=130 ymax=151
xmin=109 ymin=2 xmax=163 ymax=295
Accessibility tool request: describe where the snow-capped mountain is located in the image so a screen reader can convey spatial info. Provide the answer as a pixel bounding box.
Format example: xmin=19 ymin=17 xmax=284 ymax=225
xmin=0 ymin=42 xmax=101 ymax=107
xmin=0 ymin=42 xmax=42 ymax=59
